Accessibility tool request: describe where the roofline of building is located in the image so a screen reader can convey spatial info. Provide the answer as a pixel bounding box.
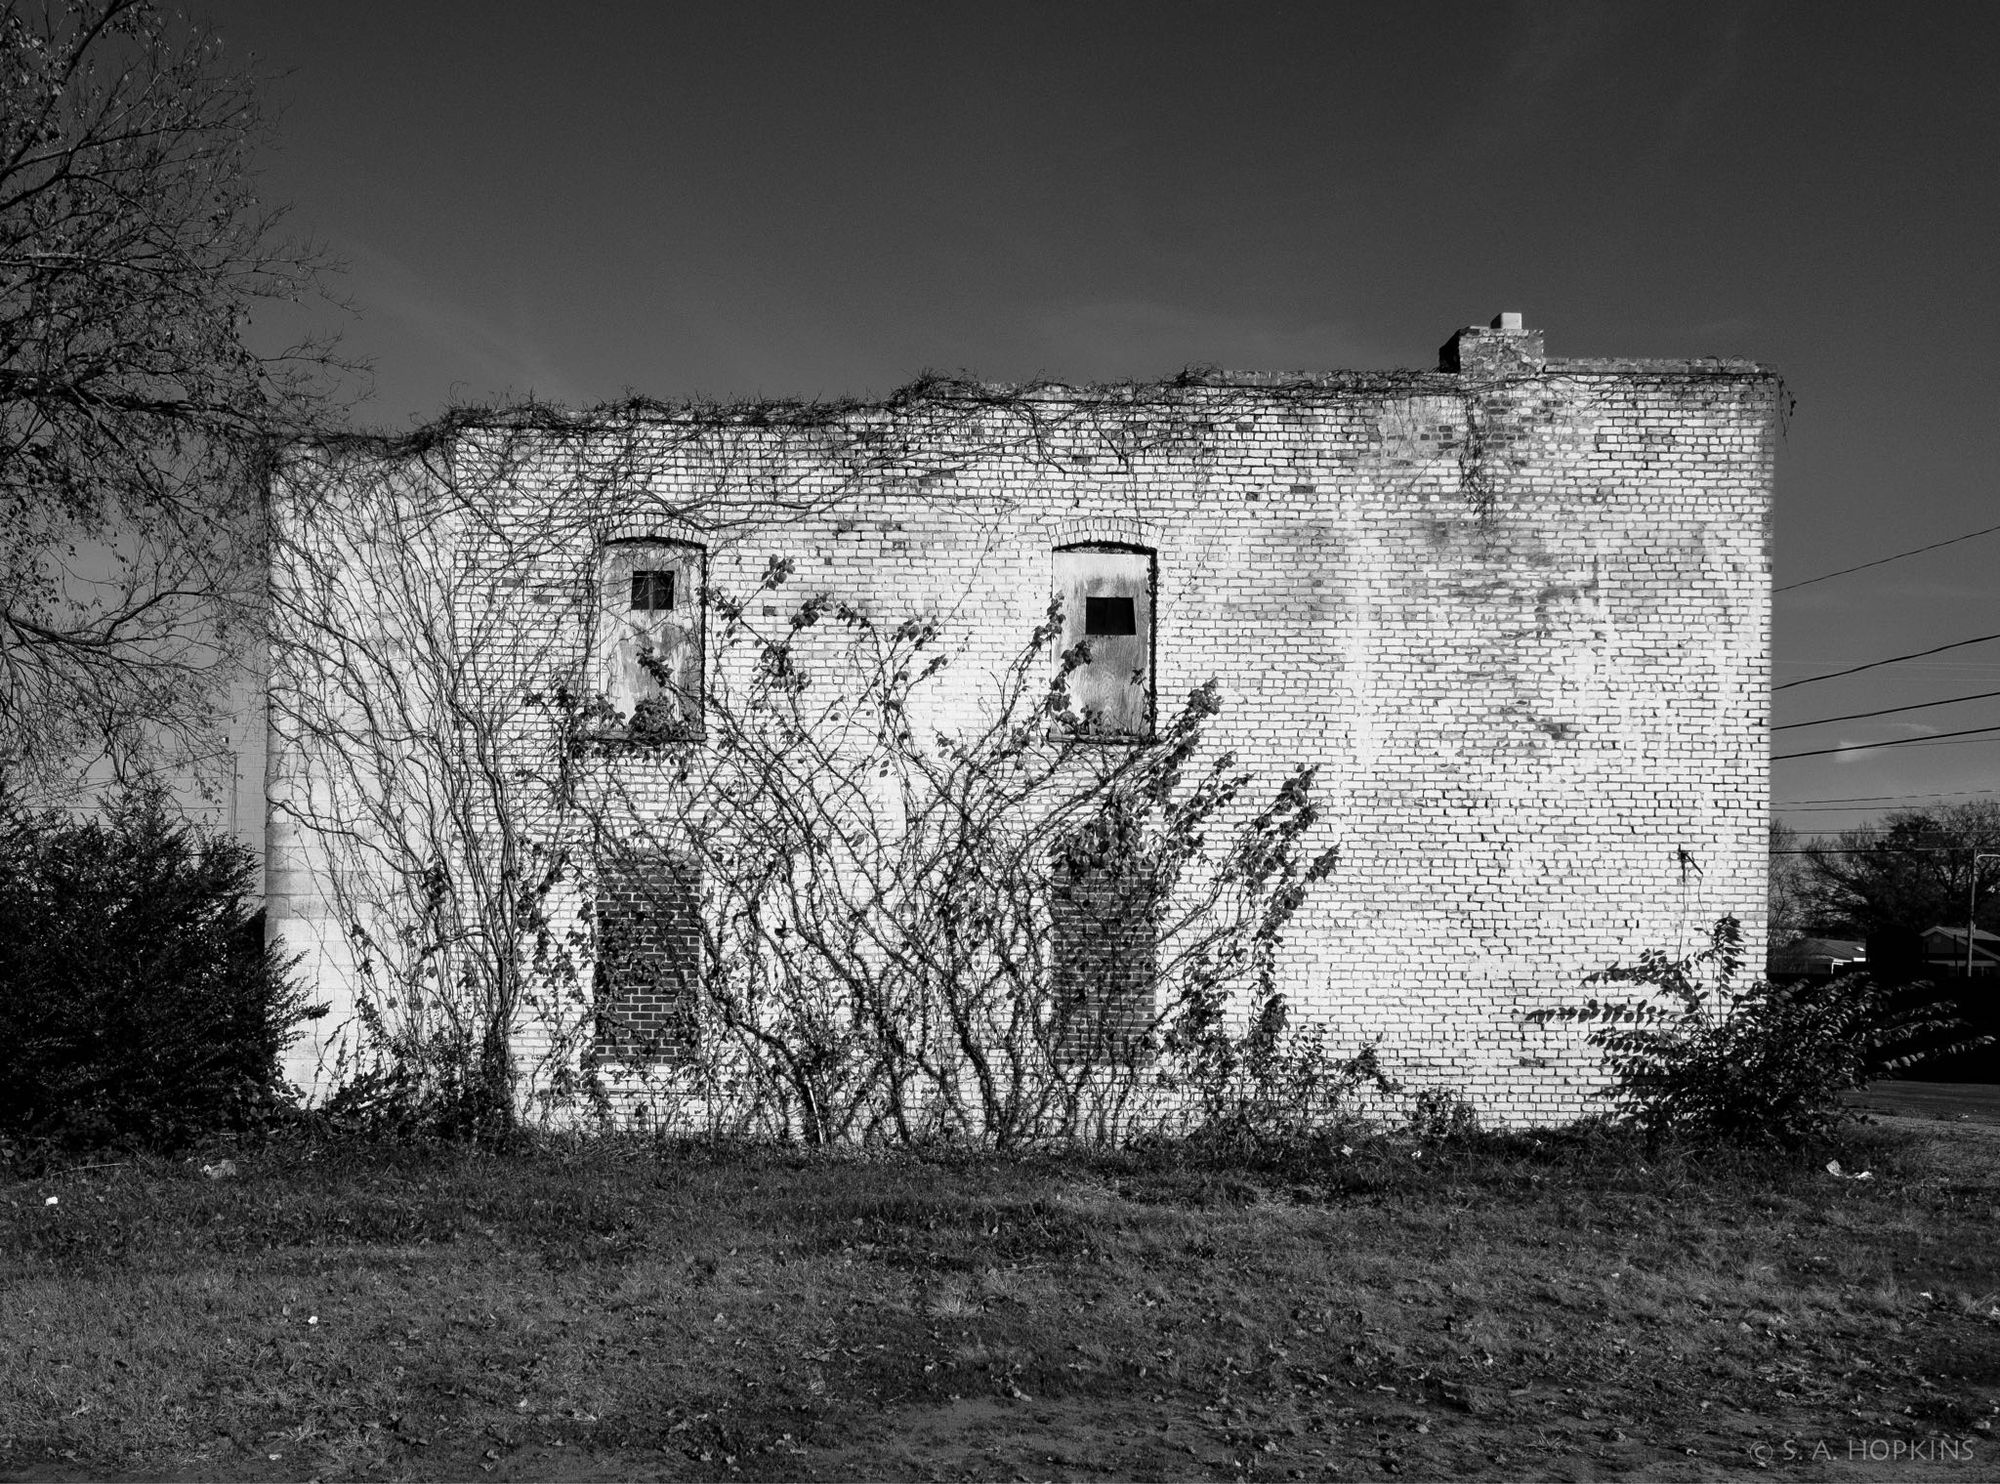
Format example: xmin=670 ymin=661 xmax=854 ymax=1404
xmin=290 ymin=356 xmax=1780 ymax=458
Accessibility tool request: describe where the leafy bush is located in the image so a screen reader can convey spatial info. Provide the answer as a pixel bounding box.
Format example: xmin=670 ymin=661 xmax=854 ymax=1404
xmin=1531 ymin=915 xmax=1990 ymax=1151
xmin=1406 ymin=1085 xmax=1481 ymax=1143
xmin=1160 ymin=982 xmax=1397 ymax=1154
xmin=0 ymin=787 xmax=323 ymax=1159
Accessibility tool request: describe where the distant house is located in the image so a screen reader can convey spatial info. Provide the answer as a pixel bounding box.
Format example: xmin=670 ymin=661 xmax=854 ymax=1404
xmin=1920 ymin=926 xmax=2000 ymax=977
xmin=1769 ymin=936 xmax=1866 ymax=977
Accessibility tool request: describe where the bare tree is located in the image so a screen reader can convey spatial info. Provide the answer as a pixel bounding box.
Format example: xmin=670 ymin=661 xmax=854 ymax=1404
xmin=1766 ymin=818 xmax=1814 ymax=959
xmin=0 ymin=0 xmax=343 ymax=796
xmin=1797 ymin=803 xmax=2000 ymax=940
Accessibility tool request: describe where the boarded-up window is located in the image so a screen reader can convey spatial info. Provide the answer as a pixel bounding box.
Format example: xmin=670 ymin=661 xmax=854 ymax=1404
xmin=1054 ymin=545 xmax=1153 ymax=739
xmin=592 ymin=852 xmax=700 ymax=1063
xmin=596 ymin=541 xmax=704 ymax=738
xmin=1048 ymin=860 xmax=1158 ymax=1066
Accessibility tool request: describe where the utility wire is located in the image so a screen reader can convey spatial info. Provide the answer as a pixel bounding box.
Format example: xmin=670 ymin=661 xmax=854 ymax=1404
xmin=1777 ymin=827 xmax=1976 ymax=836
xmin=1777 ymin=519 xmax=2000 ymax=593
xmin=1778 ymin=787 xmax=2000 ymax=806
xmin=1771 ymin=846 xmax=1961 ymax=855
xmin=1774 ymin=631 xmax=2000 ymax=691
xmin=1774 ymin=687 xmax=2000 ymax=730
xmin=1775 ymin=826 xmax=1919 ymax=833
xmin=1780 ymin=803 xmax=2000 ymax=814
xmin=1774 ymin=722 xmax=2000 ymax=761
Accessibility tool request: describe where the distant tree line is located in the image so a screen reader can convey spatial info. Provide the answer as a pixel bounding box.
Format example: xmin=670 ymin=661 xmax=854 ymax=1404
xmin=1771 ymin=802 xmax=2000 ymax=976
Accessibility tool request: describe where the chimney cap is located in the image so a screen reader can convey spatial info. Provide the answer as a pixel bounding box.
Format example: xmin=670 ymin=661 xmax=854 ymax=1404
xmin=1439 ymin=316 xmax=1546 ymax=375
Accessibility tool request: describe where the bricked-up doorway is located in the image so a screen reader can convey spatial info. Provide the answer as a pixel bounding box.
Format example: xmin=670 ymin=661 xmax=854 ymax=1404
xmin=1053 ymin=544 xmax=1154 ymax=739
xmin=591 ymin=852 xmax=700 ymax=1063
xmin=593 ymin=539 xmax=705 ymax=740
xmin=1047 ymin=856 xmax=1161 ymax=1066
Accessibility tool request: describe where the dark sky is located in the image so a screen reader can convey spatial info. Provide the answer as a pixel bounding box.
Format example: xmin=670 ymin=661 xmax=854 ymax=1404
xmin=201 ymin=0 xmax=2000 ymax=837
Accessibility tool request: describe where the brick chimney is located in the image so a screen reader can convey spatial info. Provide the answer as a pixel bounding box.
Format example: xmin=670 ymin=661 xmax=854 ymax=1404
xmin=1439 ymin=312 xmax=1546 ymax=377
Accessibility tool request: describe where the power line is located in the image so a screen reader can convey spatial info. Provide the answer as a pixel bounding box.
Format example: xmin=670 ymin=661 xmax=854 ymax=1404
xmin=1780 ymin=804 xmax=1992 ymax=814
xmin=1777 ymin=519 xmax=2000 ymax=593
xmin=1771 ymin=846 xmax=1960 ymax=855
xmin=1774 ymin=631 xmax=2000 ymax=692
xmin=1779 ymin=827 xmax=1966 ymax=836
xmin=1775 ymin=722 xmax=2000 ymax=761
xmin=1777 ymin=787 xmax=2000 ymax=806
xmin=1776 ymin=667 xmax=2000 ymax=680
xmin=1775 ymin=687 xmax=2000 ymax=731
xmin=1783 ymin=819 xmax=1964 ymax=829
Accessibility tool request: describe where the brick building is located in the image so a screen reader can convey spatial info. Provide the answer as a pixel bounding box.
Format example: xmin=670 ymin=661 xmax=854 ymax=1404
xmin=266 ymin=314 xmax=1778 ymax=1129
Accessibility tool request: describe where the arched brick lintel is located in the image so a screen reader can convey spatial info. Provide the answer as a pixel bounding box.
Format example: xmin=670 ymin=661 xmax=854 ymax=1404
xmin=597 ymin=519 xmax=710 ymax=550
xmin=1047 ymin=516 xmax=1162 ymax=551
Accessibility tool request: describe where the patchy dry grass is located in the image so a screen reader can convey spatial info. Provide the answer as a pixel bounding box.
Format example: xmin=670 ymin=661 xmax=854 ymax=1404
xmin=1848 ymin=1079 xmax=2000 ymax=1126
xmin=1 ymin=1118 xmax=1996 ymax=1481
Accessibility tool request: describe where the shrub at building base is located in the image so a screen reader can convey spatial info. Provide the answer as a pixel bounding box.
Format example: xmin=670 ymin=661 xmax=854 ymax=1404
xmin=0 ymin=789 xmax=323 ymax=1161
xmin=1531 ymin=915 xmax=1991 ymax=1152
xmin=1157 ymin=979 xmax=1401 ymax=1158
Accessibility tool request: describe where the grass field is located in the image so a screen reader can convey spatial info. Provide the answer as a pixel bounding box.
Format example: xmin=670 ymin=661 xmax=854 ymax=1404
xmin=2 ymin=1112 xmax=1996 ymax=1481
xmin=1846 ymin=1079 xmax=2000 ymax=1126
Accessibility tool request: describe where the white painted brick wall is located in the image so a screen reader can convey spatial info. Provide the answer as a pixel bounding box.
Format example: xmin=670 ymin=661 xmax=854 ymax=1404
xmin=268 ymin=356 xmax=1778 ymax=1127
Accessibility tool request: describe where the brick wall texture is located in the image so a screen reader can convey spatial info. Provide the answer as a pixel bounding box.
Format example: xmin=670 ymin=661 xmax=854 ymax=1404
xmin=590 ymin=852 xmax=700 ymax=1064
xmin=268 ymin=335 xmax=1778 ymax=1127
xmin=1049 ymin=862 xmax=1162 ymax=1065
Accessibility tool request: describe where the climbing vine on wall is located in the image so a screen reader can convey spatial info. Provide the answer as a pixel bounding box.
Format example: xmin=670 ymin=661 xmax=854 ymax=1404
xmin=267 ymin=356 xmax=1780 ymax=1136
